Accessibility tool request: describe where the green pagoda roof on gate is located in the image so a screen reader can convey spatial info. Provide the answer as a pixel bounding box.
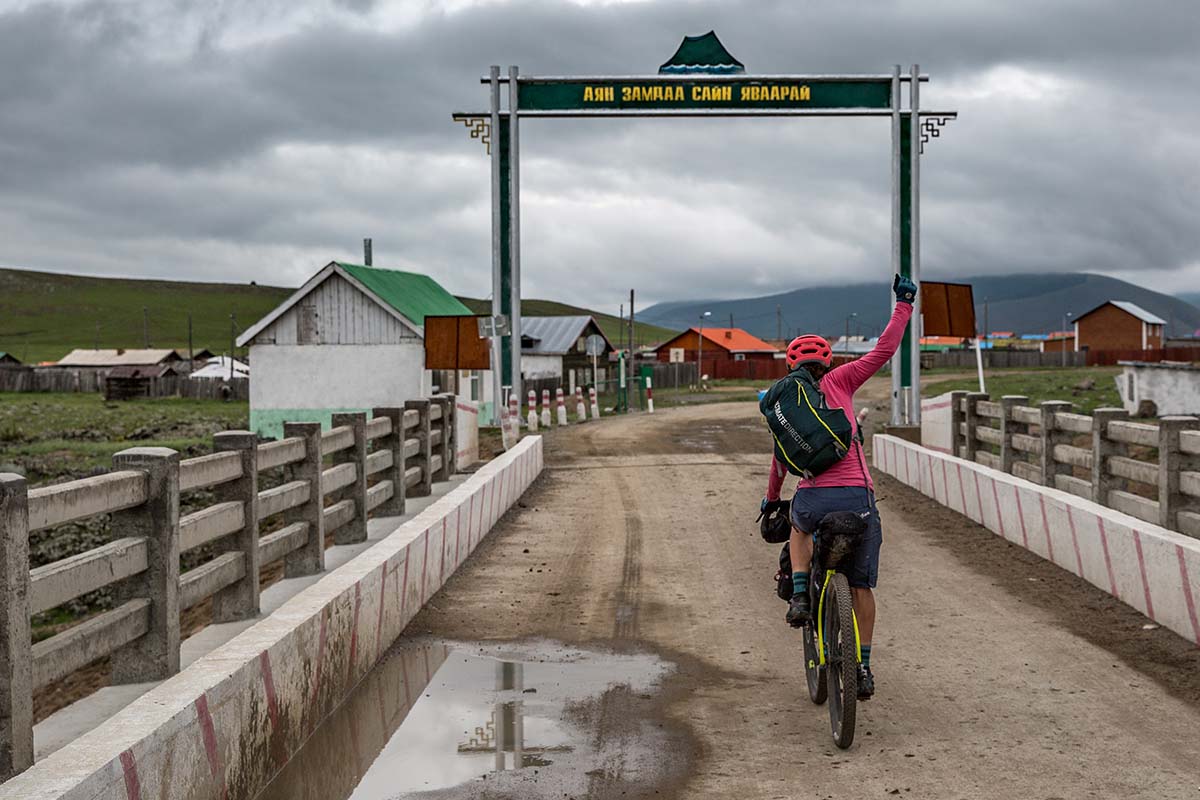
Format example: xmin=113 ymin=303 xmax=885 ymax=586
xmin=658 ymin=31 xmax=745 ymax=75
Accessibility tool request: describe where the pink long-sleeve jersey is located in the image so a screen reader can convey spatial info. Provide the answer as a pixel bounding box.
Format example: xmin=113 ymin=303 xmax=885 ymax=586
xmin=766 ymin=301 xmax=914 ymax=501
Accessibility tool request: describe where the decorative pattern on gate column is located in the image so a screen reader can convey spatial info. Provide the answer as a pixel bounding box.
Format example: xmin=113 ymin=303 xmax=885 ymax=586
xmin=453 ymin=115 xmax=491 ymax=154
xmin=919 ymin=115 xmax=954 ymax=153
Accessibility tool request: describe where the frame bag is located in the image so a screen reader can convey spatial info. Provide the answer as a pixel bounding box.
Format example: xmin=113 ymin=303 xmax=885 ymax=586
xmin=759 ymin=369 xmax=853 ymax=479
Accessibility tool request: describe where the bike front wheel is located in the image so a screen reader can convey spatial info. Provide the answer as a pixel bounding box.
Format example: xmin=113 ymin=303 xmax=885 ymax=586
xmin=825 ymin=572 xmax=857 ymax=749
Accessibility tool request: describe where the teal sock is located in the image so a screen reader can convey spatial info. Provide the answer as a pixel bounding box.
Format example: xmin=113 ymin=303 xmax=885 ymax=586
xmin=791 ymin=571 xmax=809 ymax=596
xmin=860 ymin=644 xmax=872 ymax=669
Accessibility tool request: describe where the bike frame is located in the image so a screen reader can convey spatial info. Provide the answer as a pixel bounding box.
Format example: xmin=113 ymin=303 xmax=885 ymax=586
xmin=815 ymin=569 xmax=862 ymax=667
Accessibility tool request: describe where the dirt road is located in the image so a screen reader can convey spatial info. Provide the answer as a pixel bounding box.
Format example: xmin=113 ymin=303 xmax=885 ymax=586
xmin=411 ymin=381 xmax=1200 ymax=799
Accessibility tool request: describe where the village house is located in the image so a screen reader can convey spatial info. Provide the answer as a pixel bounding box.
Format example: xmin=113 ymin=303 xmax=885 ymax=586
xmin=236 ymin=261 xmax=479 ymax=443
xmin=520 ymin=315 xmax=614 ymax=389
xmin=1073 ymin=301 xmax=1165 ymax=353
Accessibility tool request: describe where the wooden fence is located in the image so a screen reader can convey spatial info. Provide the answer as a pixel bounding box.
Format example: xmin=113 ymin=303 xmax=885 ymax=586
xmin=928 ymin=350 xmax=1087 ymax=369
xmin=0 ymin=368 xmax=249 ymax=401
xmin=947 ymin=390 xmax=1200 ymax=539
xmin=0 ymin=395 xmax=457 ymax=779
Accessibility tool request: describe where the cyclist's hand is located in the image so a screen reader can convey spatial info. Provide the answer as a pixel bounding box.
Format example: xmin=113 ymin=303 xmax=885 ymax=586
xmin=893 ymin=273 xmax=918 ymax=304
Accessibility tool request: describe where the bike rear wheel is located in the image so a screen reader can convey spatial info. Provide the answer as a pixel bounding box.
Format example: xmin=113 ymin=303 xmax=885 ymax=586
xmin=802 ymin=620 xmax=827 ymax=704
xmin=825 ymin=572 xmax=857 ymax=749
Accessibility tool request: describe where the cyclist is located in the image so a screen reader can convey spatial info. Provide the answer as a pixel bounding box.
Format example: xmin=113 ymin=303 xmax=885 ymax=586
xmin=764 ymin=274 xmax=917 ymax=699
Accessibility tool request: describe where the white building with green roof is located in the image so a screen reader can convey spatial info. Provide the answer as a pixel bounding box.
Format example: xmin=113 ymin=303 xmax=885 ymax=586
xmin=237 ymin=261 xmax=478 ymax=440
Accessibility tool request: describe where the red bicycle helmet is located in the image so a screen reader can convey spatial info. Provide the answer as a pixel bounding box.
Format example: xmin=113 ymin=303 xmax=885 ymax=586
xmin=786 ymin=334 xmax=833 ymax=369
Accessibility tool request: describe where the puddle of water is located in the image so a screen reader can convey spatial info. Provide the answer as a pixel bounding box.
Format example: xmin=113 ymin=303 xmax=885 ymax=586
xmin=257 ymin=640 xmax=673 ymax=800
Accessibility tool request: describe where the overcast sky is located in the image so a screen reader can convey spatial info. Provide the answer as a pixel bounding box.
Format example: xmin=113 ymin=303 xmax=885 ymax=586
xmin=1 ymin=0 xmax=1198 ymax=310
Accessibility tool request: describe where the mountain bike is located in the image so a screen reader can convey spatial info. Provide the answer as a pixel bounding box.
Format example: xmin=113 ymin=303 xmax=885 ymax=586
xmin=800 ymin=511 xmax=866 ymax=750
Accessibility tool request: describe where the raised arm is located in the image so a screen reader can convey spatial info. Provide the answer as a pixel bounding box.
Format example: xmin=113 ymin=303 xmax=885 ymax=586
xmin=824 ymin=276 xmax=916 ymax=394
xmin=766 ymin=452 xmax=787 ymax=501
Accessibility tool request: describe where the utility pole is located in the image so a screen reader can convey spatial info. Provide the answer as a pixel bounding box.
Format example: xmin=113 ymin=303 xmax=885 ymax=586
xmin=142 ymin=307 xmax=150 ymax=347
xmin=363 ymin=238 xmax=373 ymax=266
xmin=983 ymin=299 xmax=989 ymax=343
xmin=188 ymin=314 xmax=194 ymax=371
xmin=229 ymin=314 xmax=236 ymax=380
xmin=776 ymin=304 xmax=782 ymax=341
xmin=94 ymin=322 xmax=100 ymax=351
xmin=729 ymin=313 xmax=734 ymax=330
xmin=629 ymin=289 xmax=636 ymax=410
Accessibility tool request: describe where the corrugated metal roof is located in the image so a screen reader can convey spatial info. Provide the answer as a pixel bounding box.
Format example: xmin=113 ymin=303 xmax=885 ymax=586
xmin=56 ymin=349 xmax=182 ymax=366
xmin=521 ymin=316 xmax=606 ymax=355
xmin=692 ymin=327 xmax=779 ymax=353
xmin=1109 ymin=301 xmax=1167 ymax=325
xmin=1076 ymin=300 xmax=1167 ymax=326
xmin=337 ymin=263 xmax=471 ymax=325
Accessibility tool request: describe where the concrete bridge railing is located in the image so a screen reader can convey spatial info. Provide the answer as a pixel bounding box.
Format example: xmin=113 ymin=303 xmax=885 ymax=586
xmin=0 ymin=394 xmax=457 ymax=780
xmin=947 ymin=390 xmax=1200 ymax=539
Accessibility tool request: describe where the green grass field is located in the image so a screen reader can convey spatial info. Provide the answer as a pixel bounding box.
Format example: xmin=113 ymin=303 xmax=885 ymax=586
xmin=457 ymin=296 xmax=678 ymax=348
xmin=0 ymin=267 xmax=292 ymax=364
xmin=924 ymin=367 xmax=1122 ymax=415
xmin=0 ymin=392 xmax=249 ymax=483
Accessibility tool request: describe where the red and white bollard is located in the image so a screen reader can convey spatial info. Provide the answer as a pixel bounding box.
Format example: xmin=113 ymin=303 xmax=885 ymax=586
xmin=646 ymin=376 xmax=655 ymax=414
xmin=556 ymin=387 xmax=569 ymax=426
xmin=575 ymin=386 xmax=588 ymax=422
xmin=540 ymin=389 xmax=552 ymax=428
xmin=527 ymin=389 xmax=538 ymax=432
xmin=589 ymin=386 xmax=601 ymax=420
xmin=508 ymin=393 xmax=520 ymax=442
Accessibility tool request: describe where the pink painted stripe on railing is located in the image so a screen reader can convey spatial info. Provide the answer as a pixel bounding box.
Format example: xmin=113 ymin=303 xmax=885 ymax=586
xmin=1175 ymin=545 xmax=1200 ymax=643
xmin=119 ymin=749 xmax=141 ymax=800
xmin=194 ymin=694 xmax=227 ymax=800
xmin=1132 ymin=530 xmax=1156 ymax=619
xmin=1038 ymin=494 xmax=1056 ymax=564
xmin=1065 ymin=505 xmax=1085 ymax=578
xmin=1097 ymin=518 xmax=1119 ymax=598
xmin=1014 ymin=485 xmax=1030 ymax=549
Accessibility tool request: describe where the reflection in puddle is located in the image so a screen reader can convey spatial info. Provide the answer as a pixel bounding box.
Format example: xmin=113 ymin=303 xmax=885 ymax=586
xmin=257 ymin=641 xmax=672 ymax=800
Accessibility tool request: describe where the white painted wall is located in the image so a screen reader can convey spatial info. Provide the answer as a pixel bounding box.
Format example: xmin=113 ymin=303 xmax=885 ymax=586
xmin=522 ymin=354 xmax=563 ymax=379
xmin=1116 ymin=363 xmax=1200 ymax=415
xmin=249 ymin=343 xmax=428 ymax=410
xmin=920 ymin=391 xmax=955 ymax=453
xmin=455 ymin=399 xmax=480 ymax=467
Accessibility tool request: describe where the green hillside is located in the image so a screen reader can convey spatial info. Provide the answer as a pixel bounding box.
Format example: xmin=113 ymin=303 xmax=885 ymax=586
xmin=0 ymin=268 xmax=292 ymax=364
xmin=456 ymin=297 xmax=678 ymax=348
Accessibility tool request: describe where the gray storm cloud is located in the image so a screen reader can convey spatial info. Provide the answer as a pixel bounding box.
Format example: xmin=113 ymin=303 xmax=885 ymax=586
xmin=0 ymin=0 xmax=1197 ymax=308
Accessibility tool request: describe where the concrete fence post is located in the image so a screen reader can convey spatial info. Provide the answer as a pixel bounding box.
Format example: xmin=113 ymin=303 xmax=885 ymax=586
xmin=575 ymin=387 xmax=587 ymax=422
xmin=526 ymin=390 xmax=538 ymax=433
xmin=405 ymin=399 xmax=433 ymax=497
xmin=1039 ymin=401 xmax=1074 ymax=489
xmin=963 ymin=392 xmax=987 ymax=464
xmin=999 ymin=395 xmax=1029 ymax=475
xmin=331 ymin=412 xmax=368 ymax=545
xmin=371 ymin=408 xmax=406 ymax=516
xmin=445 ymin=394 xmax=458 ymax=476
xmin=1158 ymin=416 xmax=1200 ymax=531
xmin=210 ymin=431 xmax=260 ymax=622
xmin=432 ymin=396 xmax=453 ymax=482
xmin=540 ymin=389 xmax=552 ymax=429
xmin=109 ymin=447 xmax=180 ymax=684
xmin=556 ymin=388 xmax=569 ymax=426
xmin=283 ymin=422 xmax=325 ymax=577
xmin=948 ymin=390 xmax=968 ymax=458
xmin=0 ymin=474 xmax=32 ymax=780
xmin=1091 ymin=408 xmax=1129 ymax=505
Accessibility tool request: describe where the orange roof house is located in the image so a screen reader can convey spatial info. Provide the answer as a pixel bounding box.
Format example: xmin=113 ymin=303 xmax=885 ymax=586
xmin=654 ymin=327 xmax=780 ymax=363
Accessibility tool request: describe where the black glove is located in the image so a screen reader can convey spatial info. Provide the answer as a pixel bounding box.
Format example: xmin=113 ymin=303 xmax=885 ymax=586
xmin=893 ymin=274 xmax=918 ymax=304
xmin=758 ymin=498 xmax=789 ymax=521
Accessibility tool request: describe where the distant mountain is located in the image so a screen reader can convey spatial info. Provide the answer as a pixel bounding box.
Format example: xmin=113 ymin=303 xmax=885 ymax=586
xmin=639 ymin=273 xmax=1200 ymax=341
xmin=1178 ymin=292 xmax=1200 ymax=309
xmin=455 ymin=296 xmax=678 ymax=348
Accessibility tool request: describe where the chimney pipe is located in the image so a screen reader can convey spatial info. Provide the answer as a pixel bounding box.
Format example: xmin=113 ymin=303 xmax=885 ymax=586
xmin=363 ymin=238 xmax=373 ymax=266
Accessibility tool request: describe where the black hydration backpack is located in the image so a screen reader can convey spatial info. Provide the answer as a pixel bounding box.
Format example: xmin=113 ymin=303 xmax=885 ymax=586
xmin=758 ymin=368 xmax=853 ymax=479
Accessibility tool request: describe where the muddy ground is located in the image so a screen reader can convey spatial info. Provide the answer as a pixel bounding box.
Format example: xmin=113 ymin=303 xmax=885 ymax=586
xmin=405 ymin=376 xmax=1200 ymax=799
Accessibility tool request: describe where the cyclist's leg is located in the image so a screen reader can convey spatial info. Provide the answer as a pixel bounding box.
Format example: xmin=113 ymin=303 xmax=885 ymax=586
xmin=847 ymin=493 xmax=883 ymax=645
xmin=790 ymin=524 xmax=814 ymax=572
